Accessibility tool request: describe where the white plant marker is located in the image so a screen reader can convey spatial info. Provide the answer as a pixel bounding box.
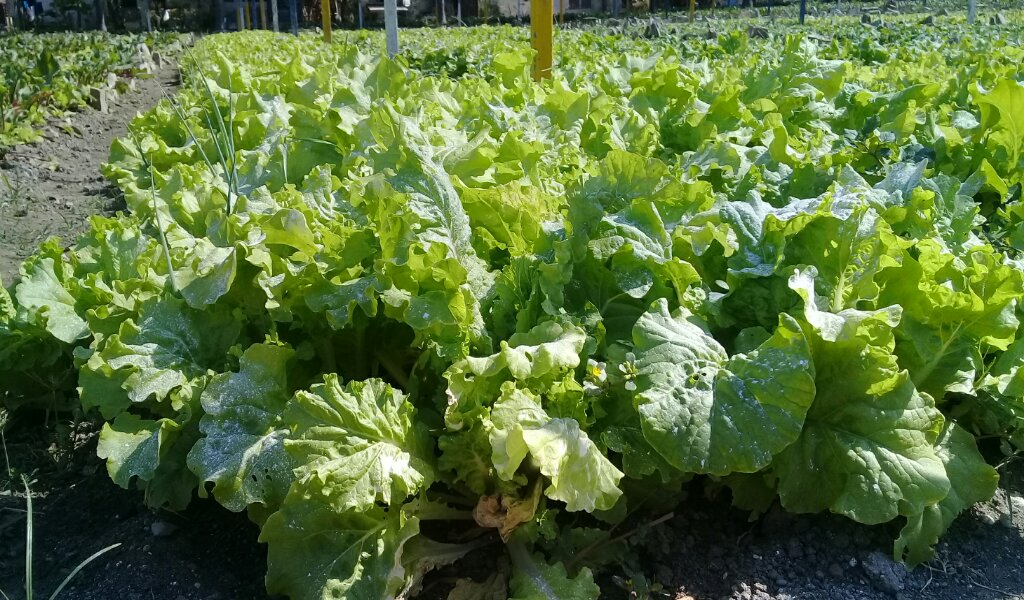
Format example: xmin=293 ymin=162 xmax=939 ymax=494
xmin=385 ymin=0 xmax=399 ymax=58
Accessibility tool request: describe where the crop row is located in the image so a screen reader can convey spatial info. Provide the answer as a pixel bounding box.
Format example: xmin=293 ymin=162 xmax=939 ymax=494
xmin=2 ymin=14 xmax=1024 ymax=599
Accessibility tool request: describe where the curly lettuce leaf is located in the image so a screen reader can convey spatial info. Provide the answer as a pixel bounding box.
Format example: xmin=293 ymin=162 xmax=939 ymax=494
xmin=283 ymin=376 xmax=435 ymax=513
xmin=15 ymin=252 xmax=89 ymax=344
xmin=79 ymin=297 xmax=241 ymax=417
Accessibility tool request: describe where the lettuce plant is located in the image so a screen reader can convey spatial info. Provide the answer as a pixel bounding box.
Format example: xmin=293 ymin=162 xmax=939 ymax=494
xmin=3 ymin=15 xmax=1024 ymax=598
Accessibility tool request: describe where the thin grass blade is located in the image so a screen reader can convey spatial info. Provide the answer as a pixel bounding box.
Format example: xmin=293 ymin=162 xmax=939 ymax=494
xmin=22 ymin=476 xmax=32 ymax=600
xmin=47 ymin=544 xmax=122 ymax=600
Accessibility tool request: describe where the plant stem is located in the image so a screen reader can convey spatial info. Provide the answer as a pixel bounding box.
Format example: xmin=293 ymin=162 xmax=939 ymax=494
xmin=567 ymin=512 xmax=674 ymax=571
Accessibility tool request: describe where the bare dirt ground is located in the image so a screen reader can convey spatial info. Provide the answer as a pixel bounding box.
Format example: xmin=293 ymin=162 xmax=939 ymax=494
xmin=1 ymin=415 xmax=1022 ymax=600
xmin=0 ymin=64 xmax=181 ymax=285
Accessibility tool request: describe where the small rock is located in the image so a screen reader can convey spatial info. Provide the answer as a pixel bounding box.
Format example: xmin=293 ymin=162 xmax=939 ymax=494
xmin=862 ymin=551 xmax=907 ymax=593
xmin=734 ymin=582 xmax=753 ymax=600
xmin=979 ymin=508 xmax=1000 ymax=525
xmin=919 ymin=15 xmax=933 ymax=25
xmin=828 ymin=563 xmax=845 ymax=578
xmin=150 ymin=520 xmax=178 ymax=538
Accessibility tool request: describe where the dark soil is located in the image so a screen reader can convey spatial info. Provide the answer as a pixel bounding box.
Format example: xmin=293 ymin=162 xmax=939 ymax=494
xmin=643 ymin=468 xmax=1024 ymax=600
xmin=0 ymin=420 xmax=272 ymax=600
xmin=0 ymin=63 xmax=181 ymax=285
xmin=2 ymin=413 xmax=1023 ymax=600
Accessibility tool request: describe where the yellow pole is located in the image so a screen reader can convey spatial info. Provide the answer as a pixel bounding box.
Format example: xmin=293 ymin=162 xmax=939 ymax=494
xmin=322 ymin=0 xmax=332 ymax=43
xmin=260 ymin=0 xmax=267 ymax=28
xmin=559 ymin=0 xmax=564 ymax=26
xmin=245 ymin=1 xmax=252 ymax=28
xmin=689 ymin=0 xmax=694 ymax=22
xmin=530 ymin=0 xmax=552 ymax=81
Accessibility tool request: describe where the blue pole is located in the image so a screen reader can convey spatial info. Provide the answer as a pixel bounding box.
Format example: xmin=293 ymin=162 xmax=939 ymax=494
xmin=289 ymin=0 xmax=298 ymax=34
xmin=799 ymin=0 xmax=806 ymax=23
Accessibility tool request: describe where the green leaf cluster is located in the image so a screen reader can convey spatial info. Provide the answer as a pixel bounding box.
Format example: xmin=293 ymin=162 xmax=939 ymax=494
xmin=3 ymin=13 xmax=1024 ymax=598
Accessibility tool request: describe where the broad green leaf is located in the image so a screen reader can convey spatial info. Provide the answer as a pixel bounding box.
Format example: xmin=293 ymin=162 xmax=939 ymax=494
xmin=981 ymin=335 xmax=1024 ymax=398
xmin=460 ymin=182 xmax=560 ymax=257
xmin=173 ymin=239 xmax=238 ymax=308
xmin=601 ymin=410 xmax=676 ymax=480
xmin=438 ymin=423 xmax=496 ymax=495
xmin=895 ymin=422 xmax=998 ymax=565
xmin=775 ymin=373 xmax=947 ymax=524
xmin=15 ymin=256 xmax=88 ymax=344
xmin=879 ymin=240 xmax=1023 ymax=399
xmin=632 ymin=299 xmax=815 ymax=475
xmin=974 ymin=79 xmax=1024 ymax=179
xmin=187 ymin=343 xmax=296 ymax=512
xmin=96 ymin=410 xmax=198 ymax=509
xmin=785 ymin=206 xmax=903 ymax=310
xmin=97 ymin=413 xmax=179 ymax=488
xmin=261 ymin=502 xmax=419 ymax=600
xmin=776 ymin=286 xmax=949 ymax=524
xmin=82 ymin=297 xmax=241 ymax=409
xmin=445 ymin=321 xmax=587 ymax=429
xmin=507 ymin=541 xmax=599 ymax=600
xmin=489 ymin=386 xmax=623 ymax=513
xmin=362 ymin=105 xmax=495 ymax=303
